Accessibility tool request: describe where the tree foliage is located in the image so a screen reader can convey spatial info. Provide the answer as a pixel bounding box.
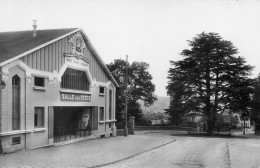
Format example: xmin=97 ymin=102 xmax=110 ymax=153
xmin=167 ymin=32 xmax=253 ymax=135
xmin=252 ymin=74 xmax=260 ymax=123
xmin=107 ymin=59 xmax=157 ymax=121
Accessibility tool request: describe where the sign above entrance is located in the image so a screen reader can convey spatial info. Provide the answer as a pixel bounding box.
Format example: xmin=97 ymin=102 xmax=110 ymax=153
xmin=61 ymin=93 xmax=91 ymax=102
xmin=65 ymin=57 xmax=89 ymax=68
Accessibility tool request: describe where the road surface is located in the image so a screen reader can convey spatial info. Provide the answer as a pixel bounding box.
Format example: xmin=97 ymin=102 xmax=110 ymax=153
xmin=0 ymin=130 xmax=259 ymax=167
xmin=101 ymin=131 xmax=260 ymax=168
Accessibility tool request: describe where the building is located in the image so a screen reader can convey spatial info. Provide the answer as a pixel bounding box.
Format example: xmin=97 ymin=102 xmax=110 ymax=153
xmin=220 ymin=113 xmax=251 ymax=128
xmin=233 ymin=114 xmax=251 ymax=128
xmin=0 ymin=27 xmax=118 ymax=153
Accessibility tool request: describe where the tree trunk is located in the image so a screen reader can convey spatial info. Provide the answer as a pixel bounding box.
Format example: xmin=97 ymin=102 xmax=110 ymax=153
xmin=207 ymin=114 xmax=216 ymax=136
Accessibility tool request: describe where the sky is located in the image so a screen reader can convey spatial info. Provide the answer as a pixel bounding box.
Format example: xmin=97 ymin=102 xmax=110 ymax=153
xmin=0 ymin=0 xmax=260 ymax=97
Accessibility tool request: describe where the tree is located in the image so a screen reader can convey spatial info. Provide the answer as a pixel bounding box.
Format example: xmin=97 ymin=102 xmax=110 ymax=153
xmin=165 ymin=82 xmax=186 ymax=126
xmin=252 ymin=74 xmax=260 ymax=124
xmin=167 ymin=32 xmax=253 ymax=135
xmin=107 ymin=59 xmax=157 ymax=121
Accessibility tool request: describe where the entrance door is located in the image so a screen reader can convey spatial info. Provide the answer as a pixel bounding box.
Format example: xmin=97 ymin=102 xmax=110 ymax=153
xmin=53 ymin=107 xmax=93 ymax=143
xmin=12 ymin=75 xmax=20 ymax=130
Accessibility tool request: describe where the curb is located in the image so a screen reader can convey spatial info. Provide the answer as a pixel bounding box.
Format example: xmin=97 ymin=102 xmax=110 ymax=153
xmin=225 ymin=142 xmax=232 ymax=168
xmin=89 ymin=139 xmax=176 ymax=168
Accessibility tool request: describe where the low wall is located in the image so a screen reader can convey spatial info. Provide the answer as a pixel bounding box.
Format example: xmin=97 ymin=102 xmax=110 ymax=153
xmin=135 ymin=126 xmax=197 ymax=132
xmin=117 ymin=128 xmax=134 ymax=136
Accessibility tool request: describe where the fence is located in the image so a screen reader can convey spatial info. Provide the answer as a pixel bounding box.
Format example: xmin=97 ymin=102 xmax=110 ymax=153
xmin=134 ymin=126 xmax=197 ymax=132
xmin=54 ymin=126 xmax=91 ymax=143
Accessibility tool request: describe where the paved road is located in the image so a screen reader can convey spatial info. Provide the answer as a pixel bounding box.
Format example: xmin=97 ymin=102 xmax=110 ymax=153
xmin=229 ymin=138 xmax=260 ymax=168
xmin=1 ymin=130 xmax=259 ymax=168
xmin=0 ymin=134 xmax=175 ymax=168
xmin=102 ymin=132 xmax=260 ymax=168
xmin=102 ymin=135 xmax=229 ymax=168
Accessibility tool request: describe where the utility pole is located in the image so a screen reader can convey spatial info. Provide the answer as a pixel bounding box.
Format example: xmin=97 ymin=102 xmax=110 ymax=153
xmin=124 ymin=55 xmax=128 ymax=137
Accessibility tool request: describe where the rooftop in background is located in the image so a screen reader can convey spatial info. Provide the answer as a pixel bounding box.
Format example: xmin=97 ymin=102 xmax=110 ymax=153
xmin=0 ymin=28 xmax=78 ymax=63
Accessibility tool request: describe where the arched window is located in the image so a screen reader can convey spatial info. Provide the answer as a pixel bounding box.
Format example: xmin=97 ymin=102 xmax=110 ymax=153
xmin=61 ymin=68 xmax=89 ymax=91
xmin=12 ymin=75 xmax=20 ymax=130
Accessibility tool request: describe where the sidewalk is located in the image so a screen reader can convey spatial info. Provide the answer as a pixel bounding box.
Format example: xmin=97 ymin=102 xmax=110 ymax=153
xmin=0 ymin=134 xmax=175 ymax=168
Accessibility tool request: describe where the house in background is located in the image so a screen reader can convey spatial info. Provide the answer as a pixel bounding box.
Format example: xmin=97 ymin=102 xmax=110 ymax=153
xmin=143 ymin=112 xmax=170 ymax=125
xmin=0 ymin=26 xmax=118 ymax=153
xmin=233 ymin=114 xmax=251 ymax=128
xmin=218 ymin=113 xmax=251 ymax=128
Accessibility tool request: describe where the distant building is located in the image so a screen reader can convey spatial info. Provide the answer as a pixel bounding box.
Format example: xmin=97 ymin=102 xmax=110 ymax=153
xmin=144 ymin=112 xmax=169 ymax=125
xmin=0 ymin=28 xmax=118 ymax=153
xmin=150 ymin=120 xmax=162 ymax=125
xmin=219 ymin=113 xmax=250 ymax=128
xmin=233 ymin=114 xmax=250 ymax=128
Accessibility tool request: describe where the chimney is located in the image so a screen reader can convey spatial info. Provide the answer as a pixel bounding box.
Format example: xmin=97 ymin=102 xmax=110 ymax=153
xmin=32 ymin=20 xmax=37 ymax=37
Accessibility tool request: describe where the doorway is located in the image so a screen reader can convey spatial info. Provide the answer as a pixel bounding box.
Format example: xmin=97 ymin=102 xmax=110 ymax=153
xmin=53 ymin=107 xmax=97 ymax=143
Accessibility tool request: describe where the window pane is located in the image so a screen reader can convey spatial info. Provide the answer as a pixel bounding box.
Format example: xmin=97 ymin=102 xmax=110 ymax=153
xmin=61 ymin=68 xmax=89 ymax=91
xmin=12 ymin=137 xmax=21 ymax=145
xmin=34 ymin=112 xmax=38 ymax=126
xmin=12 ymin=75 xmax=20 ymax=130
xmin=35 ymin=107 xmax=44 ymax=127
xmin=93 ymin=107 xmax=98 ymax=130
xmin=109 ymin=90 xmax=112 ymax=120
xmin=99 ymin=107 xmax=104 ymax=121
xmin=99 ymin=87 xmax=104 ymax=94
xmin=34 ymin=77 xmax=45 ymax=87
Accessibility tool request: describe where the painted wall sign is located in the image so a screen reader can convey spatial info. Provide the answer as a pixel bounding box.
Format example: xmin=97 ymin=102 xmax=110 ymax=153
xmin=61 ymin=93 xmax=91 ymax=102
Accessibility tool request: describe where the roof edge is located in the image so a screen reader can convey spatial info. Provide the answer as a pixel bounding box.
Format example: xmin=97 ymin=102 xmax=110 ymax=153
xmin=80 ymin=29 xmax=119 ymax=87
xmin=0 ymin=28 xmax=81 ymax=67
xmin=0 ymin=28 xmax=119 ymax=88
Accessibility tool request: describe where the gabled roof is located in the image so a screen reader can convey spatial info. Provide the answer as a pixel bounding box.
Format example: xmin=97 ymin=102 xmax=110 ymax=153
xmin=0 ymin=28 xmax=78 ymax=64
xmin=0 ymin=28 xmax=119 ymax=87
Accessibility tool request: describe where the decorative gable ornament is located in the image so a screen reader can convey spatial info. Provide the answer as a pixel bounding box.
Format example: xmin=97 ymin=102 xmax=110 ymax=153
xmin=0 ymin=74 xmax=8 ymax=89
xmin=68 ymin=32 xmax=86 ymax=56
xmin=64 ymin=32 xmax=90 ymax=63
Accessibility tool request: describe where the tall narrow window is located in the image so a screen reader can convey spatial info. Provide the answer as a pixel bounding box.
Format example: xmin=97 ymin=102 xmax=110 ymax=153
xmin=109 ymin=90 xmax=112 ymax=120
xmin=12 ymin=75 xmax=20 ymax=130
xmin=35 ymin=107 xmax=44 ymax=128
xmin=99 ymin=87 xmax=105 ymax=96
xmin=61 ymin=68 xmax=89 ymax=91
xmin=99 ymin=107 xmax=104 ymax=122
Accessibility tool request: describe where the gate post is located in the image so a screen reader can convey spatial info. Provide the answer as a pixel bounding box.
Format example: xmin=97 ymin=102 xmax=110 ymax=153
xmin=129 ymin=116 xmax=135 ymax=135
xmin=112 ymin=124 xmax=117 ymax=137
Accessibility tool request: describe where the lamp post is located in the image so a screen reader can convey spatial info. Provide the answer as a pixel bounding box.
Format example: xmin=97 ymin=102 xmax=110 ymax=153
xmin=124 ymin=55 xmax=128 ymax=137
